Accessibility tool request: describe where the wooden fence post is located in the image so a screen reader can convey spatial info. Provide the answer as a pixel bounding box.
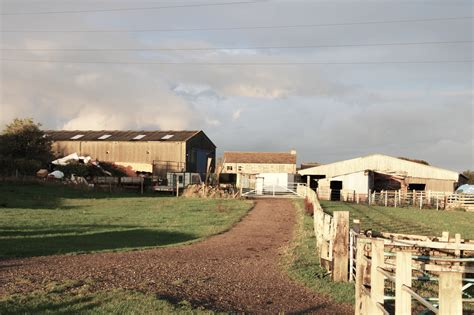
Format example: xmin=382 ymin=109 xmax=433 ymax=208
xmin=370 ymin=239 xmax=385 ymax=315
xmin=413 ymin=190 xmax=416 ymax=207
xmin=321 ymin=214 xmax=332 ymax=265
xmin=439 ymin=272 xmax=462 ymax=315
xmin=176 ymin=176 xmax=180 ymax=197
xmin=395 ymin=251 xmax=412 ymax=315
xmin=314 ymin=210 xmax=324 ymax=253
xmin=441 ymin=231 xmax=449 ymax=242
xmin=332 ymin=211 xmax=349 ymax=282
xmin=384 ymin=190 xmax=388 ymax=207
xmin=355 ymin=238 xmax=368 ymax=315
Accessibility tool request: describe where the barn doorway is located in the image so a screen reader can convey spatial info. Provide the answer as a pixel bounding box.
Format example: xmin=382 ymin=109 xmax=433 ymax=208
xmin=408 ymin=183 xmax=426 ymax=191
xmin=330 ymin=180 xmax=343 ymax=201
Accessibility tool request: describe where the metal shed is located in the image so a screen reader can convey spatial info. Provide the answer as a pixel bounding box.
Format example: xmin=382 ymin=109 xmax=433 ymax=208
xmin=298 ymin=154 xmax=464 ymax=198
xmin=46 ymin=130 xmax=216 ymax=176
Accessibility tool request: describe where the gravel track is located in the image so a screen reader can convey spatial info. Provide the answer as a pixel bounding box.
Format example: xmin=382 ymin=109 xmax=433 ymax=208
xmin=0 ymin=199 xmax=353 ymax=314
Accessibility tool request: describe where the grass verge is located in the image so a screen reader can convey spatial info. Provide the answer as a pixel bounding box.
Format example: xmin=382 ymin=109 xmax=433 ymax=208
xmin=0 ymin=182 xmax=254 ymax=258
xmin=283 ymin=199 xmax=354 ymax=304
xmin=0 ymin=280 xmax=214 ymax=314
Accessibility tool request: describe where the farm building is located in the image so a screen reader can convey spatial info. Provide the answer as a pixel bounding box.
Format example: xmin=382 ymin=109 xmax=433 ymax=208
xmin=221 ymin=150 xmax=297 ymax=189
xmin=298 ymin=154 xmax=465 ymax=200
xmin=46 ymin=130 xmax=216 ymax=176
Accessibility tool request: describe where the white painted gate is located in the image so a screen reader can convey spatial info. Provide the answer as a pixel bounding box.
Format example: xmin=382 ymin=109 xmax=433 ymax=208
xmin=242 ymin=182 xmax=306 ymax=198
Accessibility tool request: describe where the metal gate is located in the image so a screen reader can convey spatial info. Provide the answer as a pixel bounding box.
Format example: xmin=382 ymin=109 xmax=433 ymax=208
xmin=242 ymin=182 xmax=305 ymax=198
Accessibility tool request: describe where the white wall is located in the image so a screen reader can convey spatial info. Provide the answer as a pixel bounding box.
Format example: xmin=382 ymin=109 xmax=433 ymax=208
xmin=318 ymin=171 xmax=369 ymax=194
xmin=258 ymin=173 xmax=289 ymax=187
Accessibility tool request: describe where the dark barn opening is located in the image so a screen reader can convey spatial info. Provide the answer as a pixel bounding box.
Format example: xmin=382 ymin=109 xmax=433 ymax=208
xmin=373 ymin=172 xmax=402 ymax=191
xmin=330 ymin=180 xmax=343 ymax=201
xmin=408 ymin=183 xmax=426 ymax=191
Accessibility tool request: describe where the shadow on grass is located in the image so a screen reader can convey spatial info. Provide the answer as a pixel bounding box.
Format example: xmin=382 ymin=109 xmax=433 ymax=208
xmin=0 ymin=182 xmax=169 ymax=210
xmin=0 ymin=229 xmax=197 ymax=259
xmin=0 ymin=224 xmax=141 ymax=237
xmin=0 ymin=295 xmax=97 ymax=315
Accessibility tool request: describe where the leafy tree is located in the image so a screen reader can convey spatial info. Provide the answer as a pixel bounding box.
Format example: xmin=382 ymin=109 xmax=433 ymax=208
xmin=0 ymin=118 xmax=53 ymax=175
xmin=461 ymin=170 xmax=474 ymax=184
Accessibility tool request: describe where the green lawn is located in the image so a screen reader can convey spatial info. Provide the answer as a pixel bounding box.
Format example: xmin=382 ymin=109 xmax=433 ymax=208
xmin=283 ymin=200 xmax=354 ymax=305
xmin=321 ymin=201 xmax=474 ymax=239
xmin=0 ymin=280 xmax=213 ymax=314
xmin=0 ymin=182 xmax=253 ymax=258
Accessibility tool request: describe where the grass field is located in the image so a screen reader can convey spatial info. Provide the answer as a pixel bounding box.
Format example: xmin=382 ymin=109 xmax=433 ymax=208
xmin=286 ymin=199 xmax=474 ymax=306
xmin=0 ymin=182 xmax=253 ymax=258
xmin=320 ymin=201 xmax=474 ymax=238
xmin=284 ymin=200 xmax=354 ymax=304
xmin=0 ymin=280 xmax=213 ymax=314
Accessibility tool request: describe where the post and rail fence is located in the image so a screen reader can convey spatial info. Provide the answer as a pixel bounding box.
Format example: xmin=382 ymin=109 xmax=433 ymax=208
xmin=355 ymin=235 xmax=474 ymax=315
xmin=316 ymin=187 xmax=474 ymax=212
xmin=299 ymin=185 xmax=474 ymax=314
xmin=299 ymin=184 xmax=350 ymax=282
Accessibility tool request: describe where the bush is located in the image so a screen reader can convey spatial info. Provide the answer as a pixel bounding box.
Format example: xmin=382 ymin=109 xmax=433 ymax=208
xmin=55 ymin=162 xmax=90 ymax=177
xmin=304 ymin=197 xmax=314 ymax=216
xmin=99 ymin=162 xmax=132 ymax=177
xmin=0 ymin=158 xmax=43 ymax=176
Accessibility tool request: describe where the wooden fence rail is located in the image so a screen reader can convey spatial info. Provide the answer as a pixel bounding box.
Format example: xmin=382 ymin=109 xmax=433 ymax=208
xmin=316 ymin=187 xmax=474 ymax=211
xmin=299 ymin=185 xmax=350 ymax=282
xmin=298 ymin=184 xmax=474 ymax=313
xmin=355 ymin=235 xmax=474 ymax=315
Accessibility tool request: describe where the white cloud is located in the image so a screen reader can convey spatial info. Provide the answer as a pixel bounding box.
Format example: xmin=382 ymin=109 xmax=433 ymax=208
xmin=225 ymin=84 xmax=289 ymax=99
xmin=232 ymin=109 xmax=242 ymax=120
xmin=75 ymin=73 xmax=102 ymax=87
xmin=62 ymin=107 xmax=127 ymax=130
xmin=206 ymin=118 xmax=221 ymax=126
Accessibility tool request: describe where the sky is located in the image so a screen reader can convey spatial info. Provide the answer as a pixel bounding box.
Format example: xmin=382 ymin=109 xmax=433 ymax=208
xmin=0 ymin=0 xmax=473 ymax=171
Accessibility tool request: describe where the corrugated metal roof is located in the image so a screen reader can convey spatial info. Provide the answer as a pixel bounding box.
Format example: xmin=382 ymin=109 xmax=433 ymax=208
xmin=45 ymin=130 xmax=200 ymax=142
xmin=298 ymin=154 xmax=459 ymax=180
xmin=224 ymin=151 xmax=296 ymax=164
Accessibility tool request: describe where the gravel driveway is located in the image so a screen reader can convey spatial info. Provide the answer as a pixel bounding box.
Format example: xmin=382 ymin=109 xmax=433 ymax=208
xmin=0 ymin=199 xmax=353 ymax=314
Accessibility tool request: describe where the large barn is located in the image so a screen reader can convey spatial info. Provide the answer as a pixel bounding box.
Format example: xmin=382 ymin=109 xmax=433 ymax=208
xmin=46 ymin=130 xmax=216 ymax=176
xmin=221 ymin=151 xmax=297 ymax=189
xmin=298 ymin=154 xmax=465 ymax=199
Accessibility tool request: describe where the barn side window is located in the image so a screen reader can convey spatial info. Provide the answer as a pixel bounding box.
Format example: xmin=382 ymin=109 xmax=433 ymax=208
xmin=226 ymin=166 xmax=233 ymax=171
